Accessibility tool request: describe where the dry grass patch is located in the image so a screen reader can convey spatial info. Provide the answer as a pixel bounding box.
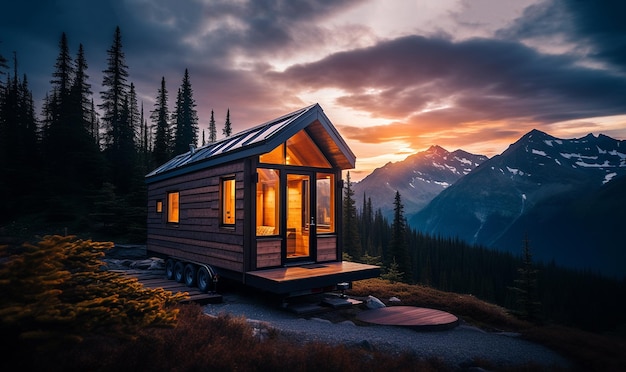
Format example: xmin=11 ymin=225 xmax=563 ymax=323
xmin=349 ymin=278 xmax=527 ymax=330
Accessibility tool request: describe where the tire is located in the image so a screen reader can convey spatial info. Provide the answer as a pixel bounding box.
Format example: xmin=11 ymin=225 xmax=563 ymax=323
xmin=183 ymin=263 xmax=197 ymax=287
xmin=197 ymin=266 xmax=212 ymax=293
xmin=165 ymin=259 xmax=176 ymax=280
xmin=174 ymin=261 xmax=185 ymax=283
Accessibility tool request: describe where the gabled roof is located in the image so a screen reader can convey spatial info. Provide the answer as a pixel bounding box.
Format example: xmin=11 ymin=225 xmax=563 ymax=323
xmin=145 ymin=103 xmax=356 ymax=184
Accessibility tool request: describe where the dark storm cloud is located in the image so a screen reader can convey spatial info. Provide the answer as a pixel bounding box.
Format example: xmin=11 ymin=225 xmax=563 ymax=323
xmin=276 ymin=33 xmax=626 ymax=143
xmin=498 ymin=0 xmax=626 ymax=72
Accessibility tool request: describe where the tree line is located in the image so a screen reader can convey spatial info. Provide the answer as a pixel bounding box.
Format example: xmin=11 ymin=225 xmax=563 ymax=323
xmin=342 ymin=171 xmax=626 ymax=333
xmin=0 ymin=27 xmax=232 ymax=241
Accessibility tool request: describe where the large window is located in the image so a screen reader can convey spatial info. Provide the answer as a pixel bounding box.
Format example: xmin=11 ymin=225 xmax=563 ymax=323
xmin=259 ymin=129 xmax=330 ymax=167
xmin=316 ymin=173 xmax=335 ymax=233
xmin=221 ymin=177 xmax=236 ymax=226
xmin=256 ymin=169 xmax=280 ymax=236
xmin=167 ymin=192 xmax=179 ymax=223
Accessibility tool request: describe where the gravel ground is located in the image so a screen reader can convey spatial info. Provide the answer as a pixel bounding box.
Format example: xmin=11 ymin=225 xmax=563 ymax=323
xmin=204 ymin=292 xmax=572 ymax=370
xmin=103 ymin=249 xmax=572 ymax=370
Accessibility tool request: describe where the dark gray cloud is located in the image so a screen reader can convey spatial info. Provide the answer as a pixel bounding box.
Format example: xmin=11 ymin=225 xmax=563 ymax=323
xmin=278 ymin=34 xmax=626 ymax=125
xmin=498 ymin=0 xmax=626 ymax=73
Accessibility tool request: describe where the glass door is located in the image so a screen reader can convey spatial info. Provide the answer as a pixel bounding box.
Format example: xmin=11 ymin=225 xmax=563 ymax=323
xmin=286 ymin=173 xmax=314 ymax=260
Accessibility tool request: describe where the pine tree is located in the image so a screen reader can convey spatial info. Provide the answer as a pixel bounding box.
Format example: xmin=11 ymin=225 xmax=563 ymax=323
xmin=388 ymin=190 xmax=412 ymax=282
xmin=222 ymin=108 xmax=232 ymax=137
xmin=128 ymin=82 xmax=141 ymax=147
xmin=342 ymin=171 xmax=361 ymax=259
xmin=173 ymin=68 xmax=199 ymax=155
xmin=0 ymin=57 xmax=39 ymax=222
xmin=99 ymin=26 xmax=130 ymax=152
xmin=151 ymin=76 xmax=171 ymax=167
xmin=509 ymin=235 xmax=542 ymax=322
xmin=99 ymin=26 xmax=136 ymax=194
xmin=208 ymin=109 xmax=217 ymax=143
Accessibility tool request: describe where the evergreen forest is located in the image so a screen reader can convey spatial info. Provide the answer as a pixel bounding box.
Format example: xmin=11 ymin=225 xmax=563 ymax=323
xmin=0 ymin=28 xmax=228 ymax=242
xmin=342 ymin=173 xmax=626 ymax=334
xmin=1 ymin=28 xmax=624 ymax=336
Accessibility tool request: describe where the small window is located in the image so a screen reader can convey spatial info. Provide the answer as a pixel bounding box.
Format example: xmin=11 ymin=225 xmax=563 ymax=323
xmin=167 ymin=192 xmax=179 ymax=223
xmin=156 ymin=200 xmax=163 ymax=213
xmin=222 ymin=177 xmax=236 ymax=226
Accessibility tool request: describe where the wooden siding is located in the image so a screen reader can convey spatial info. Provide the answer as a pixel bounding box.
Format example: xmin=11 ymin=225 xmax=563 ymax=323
xmin=147 ymin=161 xmax=246 ymax=273
xmin=256 ymin=238 xmax=282 ymax=268
xmin=316 ymin=235 xmax=337 ymax=261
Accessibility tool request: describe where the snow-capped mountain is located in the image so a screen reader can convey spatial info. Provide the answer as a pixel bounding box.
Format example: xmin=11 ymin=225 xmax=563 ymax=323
xmin=353 ymin=145 xmax=487 ymax=220
xmin=410 ymin=129 xmax=626 ymax=277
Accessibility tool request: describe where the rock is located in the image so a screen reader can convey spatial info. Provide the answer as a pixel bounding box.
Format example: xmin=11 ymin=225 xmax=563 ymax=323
xmin=389 ymin=296 xmax=401 ymax=303
xmin=365 ymin=295 xmax=386 ymax=309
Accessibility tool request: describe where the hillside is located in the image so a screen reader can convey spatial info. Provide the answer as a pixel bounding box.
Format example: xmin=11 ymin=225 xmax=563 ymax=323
xmin=409 ymin=129 xmax=626 ymax=277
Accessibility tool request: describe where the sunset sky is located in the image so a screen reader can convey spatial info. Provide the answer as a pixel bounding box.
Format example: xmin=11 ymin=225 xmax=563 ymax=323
xmin=2 ymin=0 xmax=625 ymax=181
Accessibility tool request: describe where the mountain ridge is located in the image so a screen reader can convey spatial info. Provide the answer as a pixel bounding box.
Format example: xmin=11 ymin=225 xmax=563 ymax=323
xmin=353 ymin=145 xmax=487 ymax=221
xmin=408 ymin=129 xmax=626 ymax=277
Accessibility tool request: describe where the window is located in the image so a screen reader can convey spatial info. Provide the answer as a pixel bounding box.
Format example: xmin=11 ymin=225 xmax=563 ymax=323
xmin=222 ymin=177 xmax=236 ymax=226
xmin=167 ymin=192 xmax=179 ymax=223
xmin=256 ymin=169 xmax=280 ymax=236
xmin=156 ymin=200 xmax=163 ymax=213
xmin=316 ymin=173 xmax=335 ymax=233
xmin=259 ymin=129 xmax=330 ymax=167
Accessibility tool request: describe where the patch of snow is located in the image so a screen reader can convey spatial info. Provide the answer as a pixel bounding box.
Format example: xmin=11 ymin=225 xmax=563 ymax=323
xmin=603 ymin=172 xmax=617 ymax=184
xmin=456 ymin=157 xmax=473 ymax=165
xmin=434 ymin=181 xmax=450 ymax=187
xmin=532 ymin=149 xmax=547 ymax=156
xmin=597 ymin=146 xmax=607 ymax=154
xmin=555 ymin=140 xmax=563 ymax=145
xmin=575 ymin=160 xmax=610 ymax=168
xmin=522 ymin=194 xmax=527 ymax=200
xmin=609 ymin=150 xmax=626 ymax=159
xmin=445 ymin=164 xmax=458 ymax=173
xmin=433 ymin=163 xmax=445 ymax=170
xmin=506 ymin=166 xmax=524 ymax=176
xmin=544 ymin=140 xmax=553 ymax=147
xmin=554 ymin=158 xmax=561 ymax=165
xmin=560 ymin=153 xmax=598 ymax=160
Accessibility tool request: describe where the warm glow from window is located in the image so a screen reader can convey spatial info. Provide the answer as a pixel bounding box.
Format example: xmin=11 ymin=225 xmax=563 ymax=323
xmin=156 ymin=200 xmax=163 ymax=213
xmin=259 ymin=143 xmax=285 ymax=164
xmin=256 ymin=169 xmax=280 ymax=236
xmin=167 ymin=192 xmax=179 ymax=223
xmin=258 ymin=130 xmax=330 ymax=167
xmin=316 ymin=173 xmax=334 ymax=233
xmin=222 ymin=178 xmax=236 ymax=225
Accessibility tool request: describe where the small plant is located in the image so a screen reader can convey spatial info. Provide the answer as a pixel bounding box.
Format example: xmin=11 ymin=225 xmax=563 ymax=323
xmin=380 ymin=257 xmax=404 ymax=283
xmin=0 ymin=235 xmax=187 ymax=343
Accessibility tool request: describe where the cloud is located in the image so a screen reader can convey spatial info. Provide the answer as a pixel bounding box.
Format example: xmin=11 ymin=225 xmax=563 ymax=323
xmin=274 ymin=33 xmax=626 ymax=151
xmin=497 ymin=0 xmax=626 ymax=73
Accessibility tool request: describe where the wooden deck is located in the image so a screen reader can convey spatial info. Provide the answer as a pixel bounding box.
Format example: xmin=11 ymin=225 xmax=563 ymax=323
xmin=245 ymin=261 xmax=380 ymax=295
xmin=356 ymin=306 xmax=459 ymax=331
xmin=116 ymin=270 xmax=223 ymax=304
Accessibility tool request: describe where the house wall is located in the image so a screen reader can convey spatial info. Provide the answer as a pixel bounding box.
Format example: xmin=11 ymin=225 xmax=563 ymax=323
xmin=147 ymin=161 xmax=246 ymax=273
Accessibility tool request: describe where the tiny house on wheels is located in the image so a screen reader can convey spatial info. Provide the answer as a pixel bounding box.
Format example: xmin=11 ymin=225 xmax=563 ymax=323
xmin=145 ymin=104 xmax=380 ymax=297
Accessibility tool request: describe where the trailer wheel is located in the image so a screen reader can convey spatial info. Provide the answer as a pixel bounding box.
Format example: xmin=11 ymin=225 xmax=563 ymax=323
xmin=183 ymin=263 xmax=197 ymax=287
xmin=165 ymin=259 xmax=176 ymax=280
xmin=174 ymin=261 xmax=185 ymax=283
xmin=197 ymin=266 xmax=212 ymax=293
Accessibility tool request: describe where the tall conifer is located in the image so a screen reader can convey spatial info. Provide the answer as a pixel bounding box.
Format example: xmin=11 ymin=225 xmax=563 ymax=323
xmin=151 ymin=76 xmax=171 ymax=167
xmin=173 ymin=68 xmax=198 ymax=155
xmin=342 ymin=171 xmax=361 ymax=259
xmin=208 ymin=109 xmax=216 ymax=143
xmin=388 ymin=190 xmax=411 ymax=282
xmin=222 ymin=108 xmax=232 ymax=137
